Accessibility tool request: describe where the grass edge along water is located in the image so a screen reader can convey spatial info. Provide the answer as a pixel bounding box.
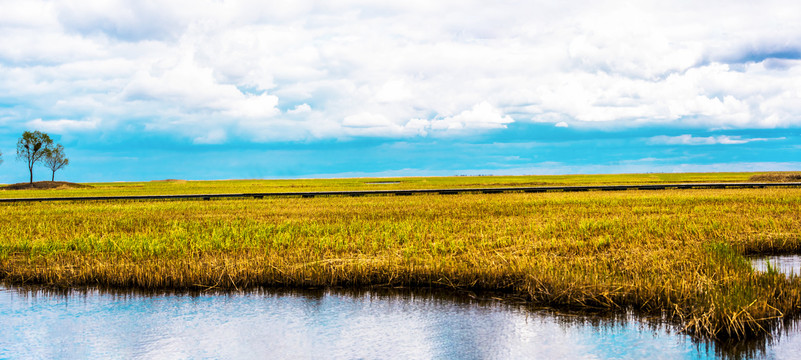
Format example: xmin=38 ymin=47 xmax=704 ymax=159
xmin=2 ymin=172 xmax=801 ymax=341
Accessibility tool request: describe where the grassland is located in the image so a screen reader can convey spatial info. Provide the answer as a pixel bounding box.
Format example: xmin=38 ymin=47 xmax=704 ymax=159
xmin=0 ymin=171 xmax=758 ymax=199
xmin=1 ymin=173 xmax=800 ymax=340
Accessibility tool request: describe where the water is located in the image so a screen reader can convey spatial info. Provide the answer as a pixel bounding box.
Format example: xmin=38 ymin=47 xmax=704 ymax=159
xmin=750 ymin=255 xmax=801 ymax=276
xmin=1 ymin=285 xmax=799 ymax=360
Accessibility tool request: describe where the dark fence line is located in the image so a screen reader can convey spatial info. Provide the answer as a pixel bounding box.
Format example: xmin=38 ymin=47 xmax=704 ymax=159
xmin=2 ymin=182 xmax=801 ymax=203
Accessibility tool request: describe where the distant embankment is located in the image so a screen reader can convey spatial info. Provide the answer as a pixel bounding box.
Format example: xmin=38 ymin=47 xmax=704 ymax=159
xmin=2 ymin=181 xmax=90 ymax=190
xmin=2 ymin=182 xmax=801 ymax=203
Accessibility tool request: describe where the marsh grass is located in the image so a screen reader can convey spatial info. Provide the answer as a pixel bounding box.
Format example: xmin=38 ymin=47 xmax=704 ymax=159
xmin=2 ymin=183 xmax=801 ymax=340
xmin=749 ymin=172 xmax=801 ymax=182
xmin=0 ymin=172 xmax=757 ymax=199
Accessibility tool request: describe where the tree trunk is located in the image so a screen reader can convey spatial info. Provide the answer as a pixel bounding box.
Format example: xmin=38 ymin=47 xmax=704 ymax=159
xmin=29 ymin=167 xmax=33 ymax=184
xmin=52 ymin=171 xmax=55 ymax=182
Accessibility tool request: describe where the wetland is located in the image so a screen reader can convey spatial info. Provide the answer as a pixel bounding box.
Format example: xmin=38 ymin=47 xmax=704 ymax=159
xmin=2 ymin=173 xmax=800 ymax=350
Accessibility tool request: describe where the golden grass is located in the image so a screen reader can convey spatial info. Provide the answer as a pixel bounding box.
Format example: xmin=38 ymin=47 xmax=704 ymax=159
xmin=0 ymin=171 xmax=758 ymax=199
xmin=749 ymin=172 xmax=801 ymax=182
xmin=1 ymin=178 xmax=800 ymax=340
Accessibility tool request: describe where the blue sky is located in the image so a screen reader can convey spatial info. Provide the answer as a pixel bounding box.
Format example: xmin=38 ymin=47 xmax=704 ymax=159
xmin=1 ymin=1 xmax=800 ymax=183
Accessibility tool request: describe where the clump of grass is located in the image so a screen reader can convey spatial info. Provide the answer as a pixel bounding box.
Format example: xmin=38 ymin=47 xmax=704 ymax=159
xmin=749 ymin=172 xmax=801 ymax=182
xmin=2 ymin=186 xmax=801 ymax=341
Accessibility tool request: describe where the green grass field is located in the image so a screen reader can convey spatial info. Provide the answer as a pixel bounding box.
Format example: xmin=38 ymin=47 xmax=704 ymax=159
xmin=1 ymin=172 xmax=800 ymax=340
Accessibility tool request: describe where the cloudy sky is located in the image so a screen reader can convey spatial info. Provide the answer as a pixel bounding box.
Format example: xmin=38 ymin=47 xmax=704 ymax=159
xmin=1 ymin=0 xmax=800 ymax=182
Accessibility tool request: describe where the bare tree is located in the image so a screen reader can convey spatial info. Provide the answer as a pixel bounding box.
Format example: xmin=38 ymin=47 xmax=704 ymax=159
xmin=16 ymin=131 xmax=53 ymax=184
xmin=44 ymin=144 xmax=69 ymax=181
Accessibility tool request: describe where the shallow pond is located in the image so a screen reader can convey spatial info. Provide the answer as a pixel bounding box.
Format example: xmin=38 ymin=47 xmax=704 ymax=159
xmin=750 ymin=255 xmax=801 ymax=276
xmin=1 ymin=284 xmax=799 ymax=359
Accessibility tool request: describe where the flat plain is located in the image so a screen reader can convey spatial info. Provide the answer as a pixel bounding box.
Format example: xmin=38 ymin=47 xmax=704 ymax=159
xmin=1 ymin=172 xmax=800 ymax=340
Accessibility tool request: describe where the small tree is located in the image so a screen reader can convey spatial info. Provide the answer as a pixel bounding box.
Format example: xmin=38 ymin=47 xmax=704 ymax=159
xmin=16 ymin=131 xmax=53 ymax=184
xmin=44 ymin=144 xmax=69 ymax=181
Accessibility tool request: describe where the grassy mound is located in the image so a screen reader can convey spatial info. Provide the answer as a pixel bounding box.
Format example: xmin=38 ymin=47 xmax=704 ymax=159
xmin=150 ymin=179 xmax=188 ymax=183
xmin=2 ymin=181 xmax=91 ymax=190
xmin=749 ymin=172 xmax=801 ymax=182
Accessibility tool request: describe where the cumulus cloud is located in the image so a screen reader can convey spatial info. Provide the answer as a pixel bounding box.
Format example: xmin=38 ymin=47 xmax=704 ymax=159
xmin=1 ymin=0 xmax=801 ymax=144
xmin=648 ymin=134 xmax=786 ymax=145
xmin=430 ymin=102 xmax=514 ymax=131
xmin=54 ymin=0 xmax=197 ymax=41
xmin=26 ymin=117 xmax=100 ymax=133
xmin=287 ymin=104 xmax=311 ymax=115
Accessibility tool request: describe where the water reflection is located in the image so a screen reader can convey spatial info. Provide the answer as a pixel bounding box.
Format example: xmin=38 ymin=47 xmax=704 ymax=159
xmin=750 ymin=255 xmax=801 ymax=276
xmin=0 ymin=285 xmax=796 ymax=359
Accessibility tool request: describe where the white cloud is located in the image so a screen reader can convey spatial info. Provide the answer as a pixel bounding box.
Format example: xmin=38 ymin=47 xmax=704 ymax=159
xmin=54 ymin=0 xmax=198 ymax=41
xmin=430 ymin=102 xmax=514 ymax=131
xmin=287 ymin=103 xmax=311 ymax=115
xmin=343 ymin=112 xmax=393 ymax=128
xmin=555 ymin=121 xmax=569 ymax=128
xmin=0 ymin=0 xmax=57 ymax=29
xmin=26 ymin=117 xmax=100 ymax=133
xmin=648 ymin=134 xmax=786 ymax=145
xmin=193 ymin=129 xmax=227 ymax=144
xmin=223 ymin=94 xmax=280 ymax=119
xmin=2 ymin=0 xmax=801 ymax=143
